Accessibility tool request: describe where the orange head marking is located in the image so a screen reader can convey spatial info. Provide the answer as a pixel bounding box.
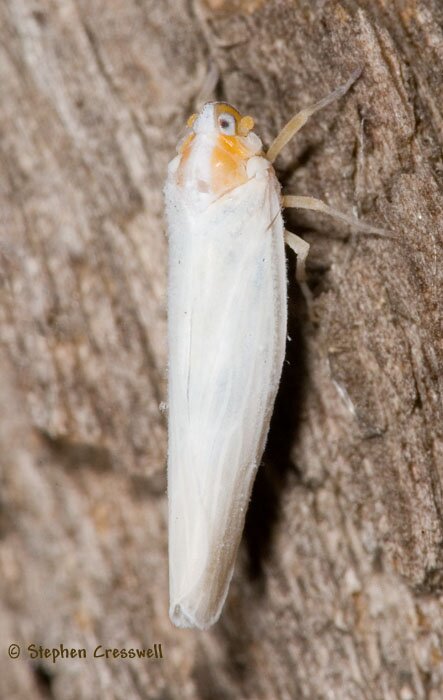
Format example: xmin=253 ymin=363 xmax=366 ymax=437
xmin=177 ymin=102 xmax=260 ymax=196
xmin=176 ymin=131 xmax=195 ymax=187
xmin=186 ymin=113 xmax=197 ymax=128
xmin=210 ymin=104 xmax=256 ymax=194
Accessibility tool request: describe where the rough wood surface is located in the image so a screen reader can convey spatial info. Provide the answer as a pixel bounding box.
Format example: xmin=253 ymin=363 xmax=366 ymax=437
xmin=1 ymin=1 xmax=442 ymax=698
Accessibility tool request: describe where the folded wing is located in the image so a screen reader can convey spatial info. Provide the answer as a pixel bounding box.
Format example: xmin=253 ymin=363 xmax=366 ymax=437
xmin=166 ymin=170 xmax=287 ymax=629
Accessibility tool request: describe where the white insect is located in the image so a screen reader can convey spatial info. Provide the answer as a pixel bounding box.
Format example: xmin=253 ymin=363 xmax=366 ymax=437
xmin=164 ymin=69 xmax=386 ymax=630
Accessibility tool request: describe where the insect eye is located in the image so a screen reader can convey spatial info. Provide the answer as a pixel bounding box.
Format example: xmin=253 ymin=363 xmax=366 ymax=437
xmin=218 ymin=113 xmax=236 ymax=135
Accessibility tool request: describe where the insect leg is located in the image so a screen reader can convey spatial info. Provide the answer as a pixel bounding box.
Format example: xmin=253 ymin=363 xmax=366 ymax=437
xmin=284 ymin=230 xmax=313 ymax=311
xmin=266 ymin=68 xmax=362 ymax=163
xmin=283 ymin=195 xmax=391 ymax=237
xmin=284 ymin=230 xmax=310 ymax=282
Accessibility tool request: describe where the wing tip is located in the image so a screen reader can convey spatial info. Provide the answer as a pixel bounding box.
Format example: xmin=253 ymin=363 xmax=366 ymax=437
xmin=169 ymin=601 xmax=217 ymax=631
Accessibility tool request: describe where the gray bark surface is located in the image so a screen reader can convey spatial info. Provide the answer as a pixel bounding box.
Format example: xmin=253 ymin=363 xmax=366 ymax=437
xmin=1 ymin=1 xmax=442 ymax=698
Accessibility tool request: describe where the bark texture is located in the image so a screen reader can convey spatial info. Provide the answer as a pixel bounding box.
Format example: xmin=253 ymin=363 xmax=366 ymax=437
xmin=1 ymin=1 xmax=442 ymax=698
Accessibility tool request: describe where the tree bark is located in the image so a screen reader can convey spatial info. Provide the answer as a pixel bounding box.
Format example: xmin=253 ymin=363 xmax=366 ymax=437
xmin=1 ymin=1 xmax=442 ymax=698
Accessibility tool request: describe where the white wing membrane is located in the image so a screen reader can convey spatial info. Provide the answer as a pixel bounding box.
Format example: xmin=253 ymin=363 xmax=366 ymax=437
xmin=165 ymin=166 xmax=287 ymax=629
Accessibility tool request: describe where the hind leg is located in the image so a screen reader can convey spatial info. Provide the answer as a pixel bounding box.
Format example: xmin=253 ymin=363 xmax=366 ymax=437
xmin=284 ymin=230 xmax=313 ymax=313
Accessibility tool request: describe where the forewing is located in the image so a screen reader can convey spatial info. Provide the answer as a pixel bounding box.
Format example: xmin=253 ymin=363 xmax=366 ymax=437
xmin=166 ymin=171 xmax=287 ymax=628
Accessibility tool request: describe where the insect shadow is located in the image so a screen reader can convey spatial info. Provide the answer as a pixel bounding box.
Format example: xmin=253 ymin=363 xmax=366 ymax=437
xmin=242 ymin=253 xmax=309 ymax=585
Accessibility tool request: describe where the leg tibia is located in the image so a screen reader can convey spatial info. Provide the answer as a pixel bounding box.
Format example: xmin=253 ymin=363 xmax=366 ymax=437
xmin=284 ymin=230 xmax=313 ymax=312
xmin=282 ymin=195 xmax=390 ymax=237
xmin=266 ymin=67 xmax=362 ymax=163
xmin=284 ymin=230 xmax=310 ymax=282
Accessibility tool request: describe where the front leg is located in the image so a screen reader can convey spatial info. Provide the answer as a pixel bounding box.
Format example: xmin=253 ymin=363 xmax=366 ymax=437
xmin=266 ymin=68 xmax=362 ymax=163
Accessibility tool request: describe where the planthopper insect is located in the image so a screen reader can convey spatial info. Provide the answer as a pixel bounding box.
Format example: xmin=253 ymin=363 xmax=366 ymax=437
xmin=164 ymin=68 xmax=387 ymax=630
